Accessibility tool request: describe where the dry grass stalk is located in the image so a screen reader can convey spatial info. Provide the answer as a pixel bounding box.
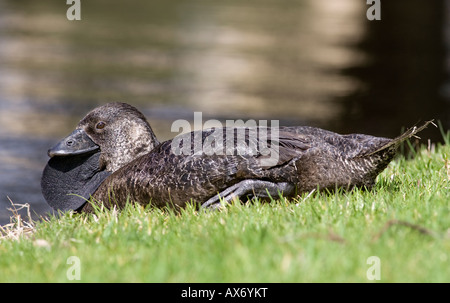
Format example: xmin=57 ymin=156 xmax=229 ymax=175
xmin=0 ymin=198 xmax=36 ymax=241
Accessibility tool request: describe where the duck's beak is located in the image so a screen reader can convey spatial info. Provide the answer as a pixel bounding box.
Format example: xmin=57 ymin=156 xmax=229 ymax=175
xmin=48 ymin=129 xmax=99 ymax=158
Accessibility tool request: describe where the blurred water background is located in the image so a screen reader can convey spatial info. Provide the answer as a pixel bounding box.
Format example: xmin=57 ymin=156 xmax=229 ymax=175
xmin=0 ymin=0 xmax=449 ymax=224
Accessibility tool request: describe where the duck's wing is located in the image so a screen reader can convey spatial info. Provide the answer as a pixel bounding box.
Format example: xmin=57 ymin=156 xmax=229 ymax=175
xmin=250 ymin=129 xmax=313 ymax=169
xmin=170 ymin=127 xmax=312 ymax=167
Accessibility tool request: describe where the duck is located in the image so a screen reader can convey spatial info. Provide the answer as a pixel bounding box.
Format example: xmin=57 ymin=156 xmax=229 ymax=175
xmin=41 ymin=102 xmax=432 ymax=212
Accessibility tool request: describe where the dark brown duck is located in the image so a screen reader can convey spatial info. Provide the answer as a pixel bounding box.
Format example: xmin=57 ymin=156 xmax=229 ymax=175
xmin=41 ymin=102 xmax=432 ymax=212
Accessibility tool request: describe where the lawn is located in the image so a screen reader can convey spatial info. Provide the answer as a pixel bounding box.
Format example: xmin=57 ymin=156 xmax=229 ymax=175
xmin=0 ymin=137 xmax=449 ymax=283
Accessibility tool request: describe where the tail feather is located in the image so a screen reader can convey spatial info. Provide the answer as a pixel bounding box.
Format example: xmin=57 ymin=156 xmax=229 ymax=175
xmin=364 ymin=120 xmax=435 ymax=157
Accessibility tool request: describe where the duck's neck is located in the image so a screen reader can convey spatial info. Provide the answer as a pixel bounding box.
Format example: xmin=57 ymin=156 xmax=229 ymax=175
xmin=102 ymin=121 xmax=160 ymax=172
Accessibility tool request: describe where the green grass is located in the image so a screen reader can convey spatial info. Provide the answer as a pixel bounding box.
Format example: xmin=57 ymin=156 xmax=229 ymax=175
xmin=1 ymin=140 xmax=449 ymax=282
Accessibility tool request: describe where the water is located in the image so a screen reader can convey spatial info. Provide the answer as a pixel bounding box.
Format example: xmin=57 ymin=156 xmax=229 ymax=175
xmin=0 ymin=0 xmax=449 ymax=225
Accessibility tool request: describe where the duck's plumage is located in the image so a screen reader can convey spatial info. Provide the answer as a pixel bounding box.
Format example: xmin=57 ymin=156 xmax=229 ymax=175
xmin=41 ymin=102 xmax=432 ymax=212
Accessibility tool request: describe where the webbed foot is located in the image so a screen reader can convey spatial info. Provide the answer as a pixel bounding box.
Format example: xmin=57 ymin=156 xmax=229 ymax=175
xmin=201 ymin=180 xmax=294 ymax=209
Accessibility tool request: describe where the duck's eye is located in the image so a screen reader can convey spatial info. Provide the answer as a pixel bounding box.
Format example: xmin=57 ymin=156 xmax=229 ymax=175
xmin=96 ymin=121 xmax=106 ymax=130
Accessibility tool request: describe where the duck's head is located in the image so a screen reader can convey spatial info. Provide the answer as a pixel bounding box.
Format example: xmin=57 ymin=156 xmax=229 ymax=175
xmin=42 ymin=102 xmax=159 ymax=212
xmin=48 ymin=102 xmax=160 ymax=172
